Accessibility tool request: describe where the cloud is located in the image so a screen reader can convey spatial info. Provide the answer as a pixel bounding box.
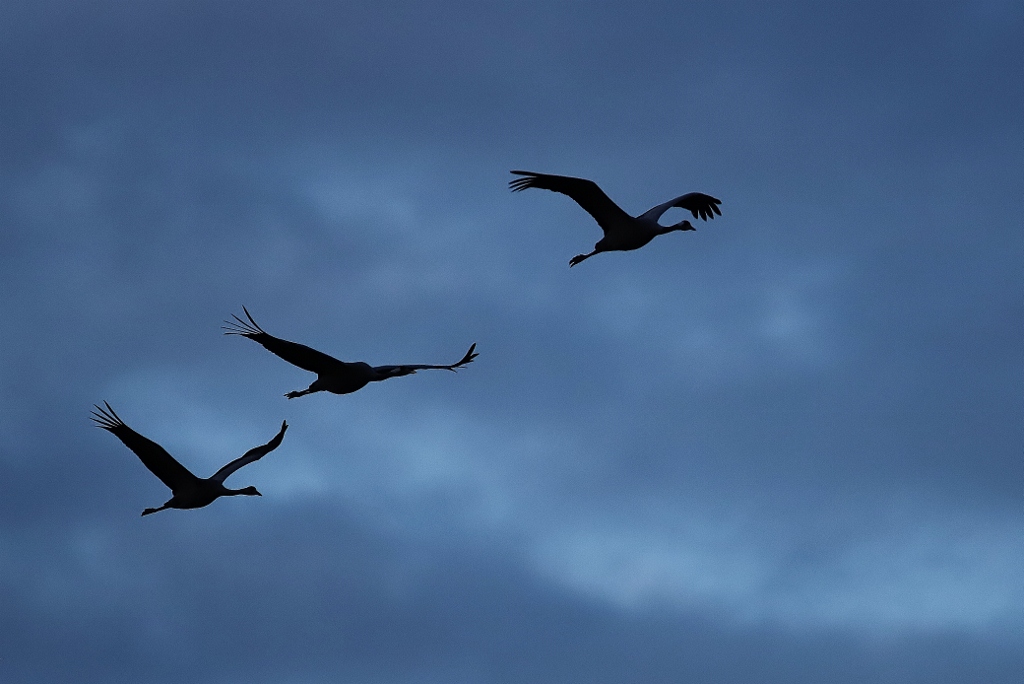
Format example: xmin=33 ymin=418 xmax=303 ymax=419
xmin=1 ymin=2 xmax=1022 ymax=682
xmin=531 ymin=499 xmax=1024 ymax=633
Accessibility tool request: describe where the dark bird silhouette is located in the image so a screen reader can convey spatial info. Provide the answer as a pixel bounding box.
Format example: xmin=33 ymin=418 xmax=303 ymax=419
xmin=223 ymin=307 xmax=478 ymax=399
xmin=509 ymin=170 xmax=722 ymax=267
xmin=91 ymin=402 xmax=287 ymax=516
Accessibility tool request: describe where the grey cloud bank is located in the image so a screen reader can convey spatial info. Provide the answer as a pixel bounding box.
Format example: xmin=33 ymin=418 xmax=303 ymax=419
xmin=1 ymin=1 xmax=1022 ymax=682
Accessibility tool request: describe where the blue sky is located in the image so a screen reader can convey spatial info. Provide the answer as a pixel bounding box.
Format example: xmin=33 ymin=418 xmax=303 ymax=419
xmin=2 ymin=2 xmax=1022 ymax=682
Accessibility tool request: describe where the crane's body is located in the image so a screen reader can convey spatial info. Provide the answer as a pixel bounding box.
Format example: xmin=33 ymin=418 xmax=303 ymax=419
xmin=223 ymin=308 xmax=477 ymax=399
xmin=91 ymin=402 xmax=287 ymax=516
xmin=509 ymin=170 xmax=722 ymax=266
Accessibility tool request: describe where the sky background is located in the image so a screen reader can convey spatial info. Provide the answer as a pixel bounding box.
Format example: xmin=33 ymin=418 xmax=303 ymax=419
xmin=2 ymin=1 xmax=1022 ymax=682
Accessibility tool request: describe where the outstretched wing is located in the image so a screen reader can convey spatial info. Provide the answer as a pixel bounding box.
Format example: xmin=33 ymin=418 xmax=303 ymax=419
xmin=372 ymin=343 xmax=478 ymax=378
xmin=223 ymin=307 xmax=347 ymax=375
xmin=210 ymin=420 xmax=288 ymax=483
xmin=644 ymin=192 xmax=722 ymax=222
xmin=510 ymin=171 xmax=632 ymax=232
xmin=91 ymin=402 xmax=199 ymax=491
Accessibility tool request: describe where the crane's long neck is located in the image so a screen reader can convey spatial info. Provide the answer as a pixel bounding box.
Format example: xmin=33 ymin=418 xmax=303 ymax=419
xmin=224 ymin=485 xmax=261 ymax=497
xmin=660 ymin=220 xmax=694 ymax=235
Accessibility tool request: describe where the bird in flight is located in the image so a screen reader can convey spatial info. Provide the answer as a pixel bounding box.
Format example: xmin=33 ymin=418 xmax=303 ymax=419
xmin=223 ymin=307 xmax=478 ymax=399
xmin=509 ymin=170 xmax=722 ymax=267
xmin=91 ymin=402 xmax=287 ymax=516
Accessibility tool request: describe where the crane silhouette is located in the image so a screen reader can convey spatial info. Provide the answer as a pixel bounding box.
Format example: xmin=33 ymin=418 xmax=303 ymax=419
xmin=91 ymin=402 xmax=287 ymax=516
xmin=510 ymin=170 xmax=722 ymax=267
xmin=223 ymin=307 xmax=478 ymax=399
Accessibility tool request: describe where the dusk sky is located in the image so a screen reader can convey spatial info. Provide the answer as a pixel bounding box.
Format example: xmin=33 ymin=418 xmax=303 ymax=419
xmin=2 ymin=2 xmax=1022 ymax=682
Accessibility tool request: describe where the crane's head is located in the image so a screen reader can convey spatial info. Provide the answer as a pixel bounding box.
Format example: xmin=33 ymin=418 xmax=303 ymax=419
xmin=672 ymin=219 xmax=696 ymax=232
xmin=238 ymin=486 xmax=262 ymax=497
